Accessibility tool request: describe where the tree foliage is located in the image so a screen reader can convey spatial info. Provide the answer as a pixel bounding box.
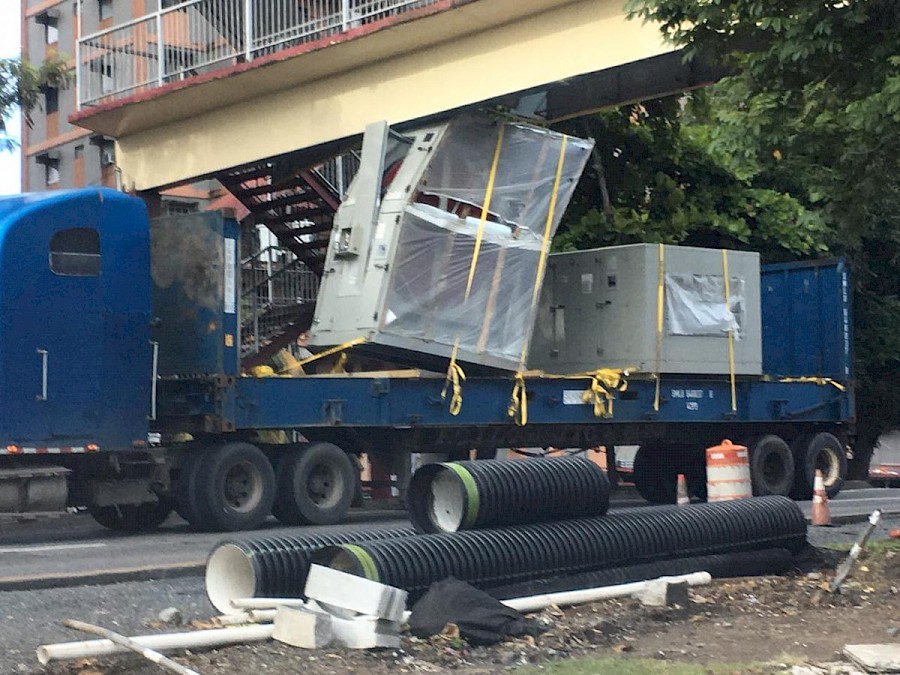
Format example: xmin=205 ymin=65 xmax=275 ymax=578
xmin=0 ymin=56 xmax=72 ymax=150
xmin=553 ymin=95 xmax=828 ymax=259
xmin=622 ymin=0 xmax=900 ymax=470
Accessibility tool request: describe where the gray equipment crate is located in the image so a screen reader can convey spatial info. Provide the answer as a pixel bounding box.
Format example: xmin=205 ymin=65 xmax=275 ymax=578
xmin=529 ymin=244 xmax=762 ymax=376
xmin=311 ymin=114 xmax=593 ymax=372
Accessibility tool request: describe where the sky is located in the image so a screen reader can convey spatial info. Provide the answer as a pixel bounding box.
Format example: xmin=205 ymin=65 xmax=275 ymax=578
xmin=0 ymin=4 xmax=21 ymax=195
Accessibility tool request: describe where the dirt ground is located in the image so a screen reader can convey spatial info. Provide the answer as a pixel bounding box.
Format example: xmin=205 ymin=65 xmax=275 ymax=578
xmin=46 ymin=544 xmax=900 ymax=675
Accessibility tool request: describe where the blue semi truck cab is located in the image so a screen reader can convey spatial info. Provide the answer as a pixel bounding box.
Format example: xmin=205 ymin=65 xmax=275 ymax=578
xmin=0 ymin=187 xmax=855 ymax=532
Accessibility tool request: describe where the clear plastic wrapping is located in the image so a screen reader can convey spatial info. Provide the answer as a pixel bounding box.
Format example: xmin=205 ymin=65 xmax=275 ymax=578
xmin=381 ymin=116 xmax=594 ymax=367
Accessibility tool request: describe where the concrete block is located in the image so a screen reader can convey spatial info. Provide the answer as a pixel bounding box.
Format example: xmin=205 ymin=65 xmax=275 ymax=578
xmin=305 ymin=564 xmax=407 ymax=622
xmin=633 ymin=580 xmax=690 ymax=608
xmin=272 ymin=605 xmax=333 ymax=649
xmin=332 ymin=615 xmax=400 ymax=649
xmin=306 ymin=600 xmax=400 ymax=649
xmin=843 ymin=644 xmax=900 ymax=672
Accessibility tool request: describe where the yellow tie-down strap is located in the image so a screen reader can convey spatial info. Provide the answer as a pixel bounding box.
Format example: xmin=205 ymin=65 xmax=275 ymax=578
xmin=441 ymin=360 xmax=467 ymax=416
xmin=777 ymin=376 xmax=847 ymax=391
xmin=277 ymin=337 xmax=367 ymax=375
xmin=507 ymin=367 xmax=636 ymax=426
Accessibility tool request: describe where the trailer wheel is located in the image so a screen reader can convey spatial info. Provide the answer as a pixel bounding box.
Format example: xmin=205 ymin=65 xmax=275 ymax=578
xmin=174 ymin=448 xmax=209 ymax=530
xmin=748 ymin=435 xmax=795 ymax=496
xmin=633 ymin=444 xmax=706 ymax=504
xmin=89 ymin=499 xmax=174 ymax=533
xmin=194 ymin=442 xmax=276 ymax=532
xmin=633 ymin=445 xmax=675 ymax=504
xmin=272 ymin=442 xmax=355 ymax=525
xmin=790 ymin=432 xmax=846 ymax=499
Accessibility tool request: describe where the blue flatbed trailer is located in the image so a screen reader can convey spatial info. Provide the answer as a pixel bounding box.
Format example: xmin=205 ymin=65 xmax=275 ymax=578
xmin=0 ymin=189 xmax=854 ymax=532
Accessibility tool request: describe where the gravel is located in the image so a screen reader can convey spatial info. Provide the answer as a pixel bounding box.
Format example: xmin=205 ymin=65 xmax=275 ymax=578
xmin=0 ymin=577 xmax=213 ymax=674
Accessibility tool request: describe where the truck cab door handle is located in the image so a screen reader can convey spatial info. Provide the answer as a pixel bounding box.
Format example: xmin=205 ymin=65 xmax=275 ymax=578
xmin=36 ymin=349 xmax=48 ymax=402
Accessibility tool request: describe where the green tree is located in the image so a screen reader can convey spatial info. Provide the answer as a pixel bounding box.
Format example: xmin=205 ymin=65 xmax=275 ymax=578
xmin=0 ymin=55 xmax=72 ymax=151
xmin=625 ymin=0 xmax=900 ymax=474
xmin=554 ymin=95 xmax=827 ymax=259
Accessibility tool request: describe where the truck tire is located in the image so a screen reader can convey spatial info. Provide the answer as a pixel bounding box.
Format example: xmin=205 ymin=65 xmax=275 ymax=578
xmin=748 ymin=435 xmax=794 ymax=496
xmin=174 ymin=448 xmax=209 ymax=530
xmin=272 ymin=442 xmax=355 ymax=525
xmin=194 ymin=442 xmax=276 ymax=532
xmin=790 ymin=432 xmax=846 ymax=499
xmin=89 ymin=499 xmax=174 ymax=533
xmin=633 ymin=444 xmax=706 ymax=504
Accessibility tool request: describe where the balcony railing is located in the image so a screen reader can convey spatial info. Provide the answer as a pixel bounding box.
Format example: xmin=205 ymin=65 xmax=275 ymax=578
xmin=77 ymin=0 xmax=439 ymax=109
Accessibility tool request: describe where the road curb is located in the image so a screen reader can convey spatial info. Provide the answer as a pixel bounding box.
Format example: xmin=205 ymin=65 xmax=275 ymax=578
xmin=0 ymin=560 xmax=205 ymax=592
xmin=808 ymin=509 xmax=900 ymax=526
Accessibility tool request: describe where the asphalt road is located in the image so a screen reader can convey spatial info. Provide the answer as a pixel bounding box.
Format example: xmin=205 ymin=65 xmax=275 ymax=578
xmin=1 ymin=488 xmax=899 ymax=673
xmin=1 ymin=486 xmax=898 ymax=589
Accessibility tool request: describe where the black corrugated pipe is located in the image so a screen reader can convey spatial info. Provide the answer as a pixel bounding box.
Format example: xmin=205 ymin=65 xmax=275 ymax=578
xmin=484 ymin=548 xmax=794 ymax=600
xmin=406 ymin=456 xmax=611 ymax=533
xmin=320 ymin=496 xmax=806 ymax=598
xmin=205 ymin=525 xmax=414 ymax=614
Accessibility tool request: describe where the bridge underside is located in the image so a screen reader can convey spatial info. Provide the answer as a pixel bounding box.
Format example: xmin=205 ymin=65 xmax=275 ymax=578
xmin=72 ymin=0 xmax=719 ymax=192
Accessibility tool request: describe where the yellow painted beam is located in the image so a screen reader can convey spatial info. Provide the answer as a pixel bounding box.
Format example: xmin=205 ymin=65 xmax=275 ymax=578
xmin=92 ymin=0 xmax=672 ymax=191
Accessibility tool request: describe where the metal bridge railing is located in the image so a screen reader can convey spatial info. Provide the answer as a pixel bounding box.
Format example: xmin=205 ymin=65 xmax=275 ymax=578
xmin=77 ymin=0 xmax=440 ymax=108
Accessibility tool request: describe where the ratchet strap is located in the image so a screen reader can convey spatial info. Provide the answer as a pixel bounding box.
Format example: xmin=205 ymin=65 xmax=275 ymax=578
xmin=723 ymin=249 xmax=737 ymax=413
xmin=444 ymin=123 xmax=506 ymax=416
xmin=278 ymin=336 xmax=366 ymax=375
xmin=508 ymin=137 xmax=568 ymax=426
xmin=654 ymin=243 xmax=665 ymax=412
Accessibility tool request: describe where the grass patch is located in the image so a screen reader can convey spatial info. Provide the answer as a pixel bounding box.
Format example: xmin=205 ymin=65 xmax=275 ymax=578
xmin=518 ymin=657 xmax=777 ymax=674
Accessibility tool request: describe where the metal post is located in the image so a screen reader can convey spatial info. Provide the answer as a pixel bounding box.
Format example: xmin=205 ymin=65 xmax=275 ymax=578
xmin=75 ymin=0 xmax=82 ymax=109
xmin=156 ymin=7 xmax=164 ymax=87
xmin=342 ymin=0 xmax=350 ymax=31
xmin=150 ymin=341 xmax=159 ymax=420
xmin=244 ymin=0 xmax=253 ymax=61
xmin=336 ymin=156 xmax=345 ymax=199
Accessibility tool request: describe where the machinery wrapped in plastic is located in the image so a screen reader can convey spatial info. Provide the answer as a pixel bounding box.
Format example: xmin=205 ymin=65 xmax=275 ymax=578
xmin=311 ymin=114 xmax=594 ymax=372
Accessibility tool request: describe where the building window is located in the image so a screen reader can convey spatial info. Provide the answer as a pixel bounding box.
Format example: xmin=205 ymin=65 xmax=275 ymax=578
xmin=74 ymin=145 xmax=84 ymax=159
xmin=35 ymin=11 xmax=59 ymax=45
xmin=165 ymin=200 xmax=200 ymax=216
xmin=46 ymin=164 xmax=61 ymax=186
xmin=50 ymin=228 xmax=101 ymax=277
xmin=44 ymin=88 xmax=59 ymax=115
xmin=100 ymin=142 xmax=115 ymax=167
xmin=98 ymin=0 xmax=113 ymax=21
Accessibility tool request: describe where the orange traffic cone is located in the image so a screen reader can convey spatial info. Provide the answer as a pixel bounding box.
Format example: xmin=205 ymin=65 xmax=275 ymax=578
xmin=810 ymin=469 xmax=831 ymax=526
xmin=676 ymin=473 xmax=690 ymax=507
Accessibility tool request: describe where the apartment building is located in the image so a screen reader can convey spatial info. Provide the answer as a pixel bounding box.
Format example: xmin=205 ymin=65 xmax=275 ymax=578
xmin=20 ymin=0 xmax=217 ymax=210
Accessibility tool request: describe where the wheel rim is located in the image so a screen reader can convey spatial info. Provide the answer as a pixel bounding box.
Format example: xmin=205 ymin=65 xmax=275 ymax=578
xmin=307 ymin=462 xmax=340 ymax=508
xmin=816 ymin=446 xmax=841 ymax=487
xmin=224 ymin=461 xmax=263 ymax=513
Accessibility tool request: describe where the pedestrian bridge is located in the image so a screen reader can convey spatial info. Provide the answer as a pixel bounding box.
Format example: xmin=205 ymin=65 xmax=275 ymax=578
xmin=71 ymin=0 xmax=718 ymax=192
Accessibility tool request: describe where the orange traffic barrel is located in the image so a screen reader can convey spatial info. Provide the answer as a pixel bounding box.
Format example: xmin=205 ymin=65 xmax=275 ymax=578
xmin=706 ymin=439 xmax=752 ymax=501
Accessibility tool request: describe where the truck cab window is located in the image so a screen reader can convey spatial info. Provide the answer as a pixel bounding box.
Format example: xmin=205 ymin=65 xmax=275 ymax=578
xmin=50 ymin=228 xmax=101 ymax=276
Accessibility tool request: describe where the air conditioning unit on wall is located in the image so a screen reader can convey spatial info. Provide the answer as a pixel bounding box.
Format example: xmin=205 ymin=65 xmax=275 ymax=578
xmin=101 ymin=150 xmax=115 ymax=166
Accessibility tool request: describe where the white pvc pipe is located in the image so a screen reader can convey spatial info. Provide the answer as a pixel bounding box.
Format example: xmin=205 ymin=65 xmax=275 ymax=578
xmin=36 ymin=624 xmax=274 ymax=665
xmin=501 ymin=572 xmax=712 ymax=613
xmin=214 ymin=613 xmax=252 ymax=626
xmin=231 ymin=597 xmax=307 ymax=610
xmin=249 ymin=609 xmax=279 ymax=623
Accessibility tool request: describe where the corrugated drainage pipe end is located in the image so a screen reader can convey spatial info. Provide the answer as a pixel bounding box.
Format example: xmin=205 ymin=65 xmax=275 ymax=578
xmin=407 ymin=462 xmax=478 ymax=533
xmin=206 ymin=543 xmax=257 ymax=615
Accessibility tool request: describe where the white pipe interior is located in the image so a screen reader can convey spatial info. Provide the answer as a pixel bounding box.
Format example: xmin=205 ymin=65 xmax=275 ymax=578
xmin=206 ymin=544 xmax=258 ymax=615
xmin=429 ymin=468 xmax=466 ymax=533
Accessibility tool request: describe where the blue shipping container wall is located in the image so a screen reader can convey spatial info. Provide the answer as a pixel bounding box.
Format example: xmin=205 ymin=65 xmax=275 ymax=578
xmin=761 ymin=259 xmax=852 ymax=380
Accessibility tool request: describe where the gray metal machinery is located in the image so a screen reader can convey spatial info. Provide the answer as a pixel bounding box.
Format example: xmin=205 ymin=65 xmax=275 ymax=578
xmin=529 ymin=244 xmax=762 ymax=376
xmin=311 ymin=114 xmax=594 ymax=372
